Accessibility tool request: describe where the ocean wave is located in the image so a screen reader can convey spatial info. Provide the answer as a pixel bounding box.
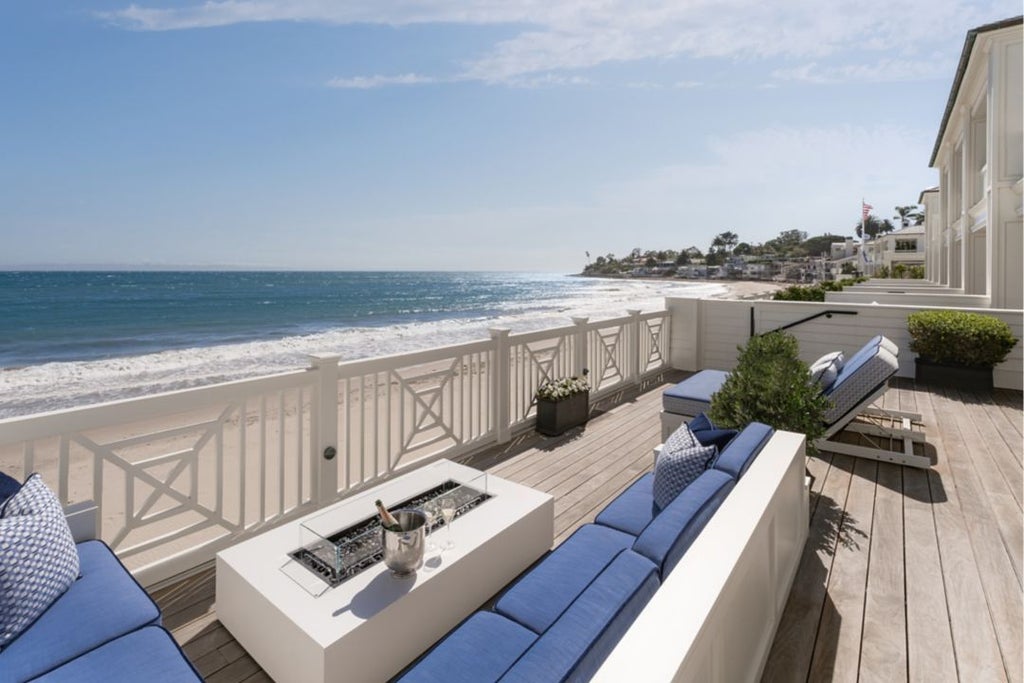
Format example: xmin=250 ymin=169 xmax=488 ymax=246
xmin=0 ymin=279 xmax=722 ymax=418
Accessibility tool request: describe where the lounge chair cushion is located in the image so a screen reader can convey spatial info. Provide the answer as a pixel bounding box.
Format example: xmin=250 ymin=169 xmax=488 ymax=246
xmin=0 ymin=540 xmax=161 ymax=681
xmin=710 ymin=422 xmax=774 ymax=480
xmin=652 ymin=430 xmax=717 ymax=510
xmin=634 ymin=469 xmax=735 ymax=577
xmin=662 ymin=370 xmax=728 ymax=416
xmin=0 ymin=475 xmax=80 ymax=650
xmin=823 ymin=345 xmax=899 ymax=425
xmin=500 ymin=550 xmax=660 ymax=683
xmin=30 ymin=626 xmax=202 ymax=682
xmin=495 ymin=524 xmax=634 ymax=634
xmin=396 ymin=612 xmax=537 ymax=683
xmin=809 ymin=351 xmax=844 ymax=389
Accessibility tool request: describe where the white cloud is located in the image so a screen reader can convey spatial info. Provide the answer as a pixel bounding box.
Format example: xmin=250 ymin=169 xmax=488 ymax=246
xmin=101 ymin=1 xmax=1021 ymax=86
xmin=326 ymin=73 xmax=437 ymax=89
xmin=772 ymin=56 xmax=955 ymax=84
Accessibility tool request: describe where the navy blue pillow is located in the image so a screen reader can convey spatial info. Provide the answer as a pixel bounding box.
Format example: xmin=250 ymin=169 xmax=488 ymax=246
xmin=694 ymin=428 xmax=739 ymax=452
xmin=0 ymin=471 xmax=22 ymax=508
xmin=689 ymin=413 xmax=715 ymax=432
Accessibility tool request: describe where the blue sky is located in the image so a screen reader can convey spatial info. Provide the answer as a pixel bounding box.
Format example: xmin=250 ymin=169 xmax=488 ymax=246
xmin=1 ymin=1 xmax=1019 ymax=271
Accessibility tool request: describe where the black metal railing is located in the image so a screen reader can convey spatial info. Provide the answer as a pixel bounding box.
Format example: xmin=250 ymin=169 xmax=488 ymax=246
xmin=750 ymin=308 xmax=858 ymax=338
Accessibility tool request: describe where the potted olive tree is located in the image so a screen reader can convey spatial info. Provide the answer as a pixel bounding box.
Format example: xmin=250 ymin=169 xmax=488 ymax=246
xmin=907 ymin=310 xmax=1018 ymax=392
xmin=709 ymin=332 xmax=831 ymax=451
xmin=534 ymin=373 xmax=590 ymax=436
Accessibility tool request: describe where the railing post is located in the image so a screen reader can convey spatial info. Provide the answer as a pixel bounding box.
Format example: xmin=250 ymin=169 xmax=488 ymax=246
xmin=571 ymin=317 xmax=589 ymax=377
xmin=309 ymin=355 xmax=340 ymax=503
xmin=627 ymin=310 xmax=642 ymax=384
xmin=489 ymin=328 xmax=512 ymax=444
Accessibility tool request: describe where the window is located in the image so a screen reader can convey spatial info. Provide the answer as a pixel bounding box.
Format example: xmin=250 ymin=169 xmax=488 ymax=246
xmin=895 ymin=239 xmax=918 ymax=252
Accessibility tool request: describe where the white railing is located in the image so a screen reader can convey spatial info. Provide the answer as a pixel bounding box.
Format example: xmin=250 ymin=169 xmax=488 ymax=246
xmin=0 ymin=310 xmax=670 ymax=586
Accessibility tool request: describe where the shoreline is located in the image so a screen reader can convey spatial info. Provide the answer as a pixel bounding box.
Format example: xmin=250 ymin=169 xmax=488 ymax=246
xmin=575 ymin=273 xmax=783 ymax=300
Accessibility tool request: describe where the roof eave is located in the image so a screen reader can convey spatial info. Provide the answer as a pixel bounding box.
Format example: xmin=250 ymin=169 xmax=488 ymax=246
xmin=929 ymin=16 xmax=1023 ymax=168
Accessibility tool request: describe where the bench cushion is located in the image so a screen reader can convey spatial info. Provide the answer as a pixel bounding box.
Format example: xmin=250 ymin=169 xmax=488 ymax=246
xmin=633 ymin=469 xmax=735 ymax=578
xmin=495 ymin=524 xmax=634 ymax=634
xmin=710 ymin=422 xmax=774 ymax=480
xmin=30 ymin=626 xmax=201 ymax=682
xmin=500 ymin=550 xmax=660 ymax=683
xmin=662 ymin=370 xmax=728 ymax=416
xmin=594 ymin=474 xmax=656 ymax=537
xmin=396 ymin=612 xmax=536 ymax=683
xmin=0 ymin=540 xmax=160 ymax=682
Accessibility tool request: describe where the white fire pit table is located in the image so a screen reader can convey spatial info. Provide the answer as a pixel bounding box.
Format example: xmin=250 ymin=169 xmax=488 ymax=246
xmin=216 ymin=460 xmax=554 ymax=683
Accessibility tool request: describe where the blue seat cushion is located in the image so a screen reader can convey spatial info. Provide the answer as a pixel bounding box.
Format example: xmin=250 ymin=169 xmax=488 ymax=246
xmin=500 ymin=550 xmax=660 ymax=683
xmin=396 ymin=612 xmax=536 ymax=683
xmin=710 ymin=422 xmax=774 ymax=480
xmin=594 ymin=474 xmax=656 ymax=537
xmin=662 ymin=370 xmax=729 ymax=415
xmin=30 ymin=626 xmax=202 ymax=682
xmin=0 ymin=540 xmax=160 ymax=682
xmin=633 ymin=469 xmax=735 ymax=578
xmin=495 ymin=524 xmax=634 ymax=634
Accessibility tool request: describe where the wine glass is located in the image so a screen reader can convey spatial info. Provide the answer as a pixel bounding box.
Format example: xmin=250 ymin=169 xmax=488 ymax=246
xmin=422 ymin=501 xmax=439 ymax=552
xmin=440 ymin=497 xmax=457 ymax=551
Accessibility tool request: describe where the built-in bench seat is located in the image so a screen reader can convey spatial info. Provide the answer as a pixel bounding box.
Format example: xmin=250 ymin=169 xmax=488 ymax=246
xmin=0 ymin=474 xmax=201 ymax=683
xmin=397 ymin=421 xmax=775 ymax=682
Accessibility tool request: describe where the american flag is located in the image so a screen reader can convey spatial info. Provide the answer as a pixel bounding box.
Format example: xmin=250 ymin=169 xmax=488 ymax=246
xmin=861 ymin=201 xmax=873 ymax=220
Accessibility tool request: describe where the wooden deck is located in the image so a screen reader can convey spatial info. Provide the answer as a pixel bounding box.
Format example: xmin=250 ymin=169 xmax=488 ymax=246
xmin=151 ymin=372 xmax=1023 ymax=682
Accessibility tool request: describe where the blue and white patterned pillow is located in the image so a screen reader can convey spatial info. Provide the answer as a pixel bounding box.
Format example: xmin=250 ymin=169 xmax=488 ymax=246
xmin=0 ymin=474 xmax=80 ymax=649
xmin=653 ymin=426 xmax=717 ymax=510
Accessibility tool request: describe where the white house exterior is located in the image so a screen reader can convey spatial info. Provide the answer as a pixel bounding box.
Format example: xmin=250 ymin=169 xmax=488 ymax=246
xmin=875 ymin=225 xmax=926 ymax=272
xmin=927 ymin=16 xmax=1023 ymax=309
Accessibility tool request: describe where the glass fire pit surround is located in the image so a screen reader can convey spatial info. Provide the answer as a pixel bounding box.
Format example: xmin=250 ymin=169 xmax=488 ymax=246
xmin=281 ymin=463 xmax=490 ymax=596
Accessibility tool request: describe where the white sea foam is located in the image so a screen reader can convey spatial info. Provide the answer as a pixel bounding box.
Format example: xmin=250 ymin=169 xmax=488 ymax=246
xmin=0 ymin=279 xmax=723 ymax=418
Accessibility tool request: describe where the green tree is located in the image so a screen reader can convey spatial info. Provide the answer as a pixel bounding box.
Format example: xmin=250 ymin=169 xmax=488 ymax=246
xmin=764 ymin=229 xmax=807 ymax=256
xmin=709 ymin=332 xmax=831 ymax=450
xmin=711 ymin=231 xmax=739 ymax=254
xmin=733 ymin=242 xmax=753 ymax=256
xmin=840 ymin=262 xmax=859 ymax=275
xmin=675 ymin=251 xmax=690 ymax=266
xmin=856 ymin=215 xmax=895 ymax=239
xmin=894 ymin=205 xmax=924 ymax=227
xmin=800 ymin=233 xmax=846 ymax=256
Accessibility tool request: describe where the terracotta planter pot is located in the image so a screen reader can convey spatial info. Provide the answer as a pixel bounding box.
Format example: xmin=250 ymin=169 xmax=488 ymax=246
xmin=915 ymin=358 xmax=993 ymax=392
xmin=536 ymin=391 xmax=589 ymax=436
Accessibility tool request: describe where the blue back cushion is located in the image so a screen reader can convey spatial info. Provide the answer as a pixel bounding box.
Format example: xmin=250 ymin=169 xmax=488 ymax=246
xmin=0 ymin=472 xmax=21 ymax=507
xmin=710 ymin=422 xmax=774 ymax=480
xmin=634 ymin=469 xmax=735 ymax=577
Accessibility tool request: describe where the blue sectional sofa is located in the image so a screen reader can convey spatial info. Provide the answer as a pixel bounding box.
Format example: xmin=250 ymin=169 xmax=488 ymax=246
xmin=397 ymin=421 xmax=775 ymax=683
xmin=0 ymin=475 xmax=201 ymax=683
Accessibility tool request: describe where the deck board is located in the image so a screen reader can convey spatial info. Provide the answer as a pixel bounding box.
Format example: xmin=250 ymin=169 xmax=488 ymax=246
xmin=148 ymin=375 xmax=1023 ymax=683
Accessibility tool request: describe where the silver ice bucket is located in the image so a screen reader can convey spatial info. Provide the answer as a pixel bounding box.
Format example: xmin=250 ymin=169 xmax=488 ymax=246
xmin=382 ymin=509 xmax=427 ymax=577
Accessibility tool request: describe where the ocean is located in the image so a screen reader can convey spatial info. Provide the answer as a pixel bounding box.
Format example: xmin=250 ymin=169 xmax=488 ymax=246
xmin=0 ymin=271 xmax=722 ymax=417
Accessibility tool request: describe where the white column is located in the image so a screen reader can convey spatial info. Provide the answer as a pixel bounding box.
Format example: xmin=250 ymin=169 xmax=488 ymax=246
xmin=308 ymin=355 xmax=340 ymax=503
xmin=489 ymin=328 xmax=512 ymax=444
xmin=571 ymin=316 xmax=589 ymax=379
xmin=627 ymin=310 xmax=642 ymax=384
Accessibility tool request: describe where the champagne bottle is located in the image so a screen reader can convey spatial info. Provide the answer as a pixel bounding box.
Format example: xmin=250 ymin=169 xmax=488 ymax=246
xmin=375 ymin=499 xmax=402 ymax=532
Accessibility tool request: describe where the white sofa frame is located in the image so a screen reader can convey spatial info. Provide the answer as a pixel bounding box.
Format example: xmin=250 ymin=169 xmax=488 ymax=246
xmin=594 ymin=430 xmax=809 ymax=682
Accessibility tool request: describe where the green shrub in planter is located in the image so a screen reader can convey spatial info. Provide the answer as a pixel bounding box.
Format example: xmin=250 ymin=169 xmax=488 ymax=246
xmin=907 ymin=310 xmax=1018 ymax=368
xmin=709 ymin=332 xmax=831 ymax=448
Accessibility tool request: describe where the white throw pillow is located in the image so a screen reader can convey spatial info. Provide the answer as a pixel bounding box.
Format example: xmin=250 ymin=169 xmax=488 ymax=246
xmin=809 ymin=351 xmax=844 ymax=389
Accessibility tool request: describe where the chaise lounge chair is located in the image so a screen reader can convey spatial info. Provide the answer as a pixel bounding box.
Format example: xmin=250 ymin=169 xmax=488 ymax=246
xmin=660 ymin=335 xmax=930 ymax=468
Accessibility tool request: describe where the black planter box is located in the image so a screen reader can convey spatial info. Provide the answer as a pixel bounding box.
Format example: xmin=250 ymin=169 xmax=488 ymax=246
xmin=915 ymin=358 xmax=993 ymax=392
xmin=536 ymin=391 xmax=590 ymax=436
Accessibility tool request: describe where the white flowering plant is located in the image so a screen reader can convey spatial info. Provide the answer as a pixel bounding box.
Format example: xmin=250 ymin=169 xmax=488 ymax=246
xmin=535 ymin=375 xmax=589 ymax=403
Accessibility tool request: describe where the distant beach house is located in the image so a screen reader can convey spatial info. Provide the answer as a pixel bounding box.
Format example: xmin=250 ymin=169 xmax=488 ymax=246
xmin=923 ymin=15 xmax=1023 ymax=309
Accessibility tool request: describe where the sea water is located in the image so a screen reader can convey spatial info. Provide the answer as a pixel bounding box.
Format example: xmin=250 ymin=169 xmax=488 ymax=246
xmin=0 ymin=271 xmax=722 ymax=417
